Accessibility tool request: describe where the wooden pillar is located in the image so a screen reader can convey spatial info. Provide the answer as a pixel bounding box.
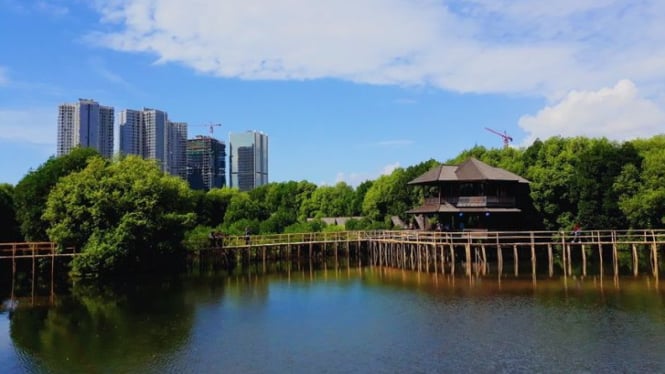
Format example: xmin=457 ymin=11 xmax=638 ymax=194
xmin=632 ymin=243 xmax=639 ymax=276
xmin=612 ymin=232 xmax=619 ymax=277
xmin=513 ymin=244 xmax=518 ymax=277
xmin=567 ymin=243 xmax=572 ymax=276
xmin=597 ymin=232 xmax=604 ymax=277
xmin=581 ymin=244 xmax=587 ymax=277
xmin=497 ymin=244 xmax=503 ymax=275
xmin=450 ymin=244 xmax=455 ymax=276
xmin=651 ymin=230 xmax=659 ymax=278
xmin=561 ymin=235 xmax=567 ymax=277
xmin=547 ymin=243 xmax=553 ymax=277
xmin=481 ymin=245 xmax=487 ymax=275
xmin=530 ymin=233 xmax=536 ymax=278
xmin=465 ymin=244 xmax=471 ymax=276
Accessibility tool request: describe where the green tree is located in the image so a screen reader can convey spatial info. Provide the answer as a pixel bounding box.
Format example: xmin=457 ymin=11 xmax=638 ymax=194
xmin=615 ymin=136 xmax=665 ymax=228
xmin=43 ymin=156 xmax=194 ymax=276
xmin=0 ymin=183 xmax=21 ymax=242
xmin=299 ymin=182 xmax=355 ymax=219
xmin=14 ymin=147 xmax=100 ymax=241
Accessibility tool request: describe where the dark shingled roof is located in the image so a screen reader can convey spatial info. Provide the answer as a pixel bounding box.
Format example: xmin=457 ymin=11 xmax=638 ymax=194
xmin=408 ymin=158 xmax=529 ymax=184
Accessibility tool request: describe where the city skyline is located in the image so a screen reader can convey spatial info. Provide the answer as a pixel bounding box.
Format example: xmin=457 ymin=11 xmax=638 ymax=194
xmin=2 ymin=1 xmax=665 ymax=187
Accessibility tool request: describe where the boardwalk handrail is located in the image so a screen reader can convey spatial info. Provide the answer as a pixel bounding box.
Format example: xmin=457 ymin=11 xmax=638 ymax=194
xmin=5 ymin=228 xmax=665 ymax=254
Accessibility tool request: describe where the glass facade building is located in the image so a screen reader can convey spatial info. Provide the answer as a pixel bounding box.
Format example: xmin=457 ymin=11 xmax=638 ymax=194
xmin=229 ymin=131 xmax=268 ymax=191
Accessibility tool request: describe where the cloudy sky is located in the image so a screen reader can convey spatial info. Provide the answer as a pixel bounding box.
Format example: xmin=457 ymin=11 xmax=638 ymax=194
xmin=1 ymin=0 xmax=664 ymax=186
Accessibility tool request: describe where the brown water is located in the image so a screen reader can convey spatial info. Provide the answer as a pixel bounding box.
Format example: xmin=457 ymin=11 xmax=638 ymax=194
xmin=2 ymin=266 xmax=665 ymax=373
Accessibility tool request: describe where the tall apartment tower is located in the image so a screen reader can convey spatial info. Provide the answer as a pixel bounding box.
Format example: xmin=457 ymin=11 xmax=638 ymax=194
xmin=57 ymin=99 xmax=114 ymax=158
xmin=229 ymin=131 xmax=268 ymax=191
xmin=118 ymin=108 xmax=187 ymax=178
xmin=186 ymin=136 xmax=227 ymax=190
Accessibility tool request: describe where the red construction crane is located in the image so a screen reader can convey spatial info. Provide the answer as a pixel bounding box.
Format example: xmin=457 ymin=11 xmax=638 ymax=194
xmin=485 ymin=127 xmax=513 ymax=148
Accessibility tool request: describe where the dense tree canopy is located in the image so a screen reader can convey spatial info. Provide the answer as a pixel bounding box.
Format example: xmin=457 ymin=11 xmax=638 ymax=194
xmin=43 ymin=156 xmax=194 ymax=276
xmin=0 ymin=183 xmax=21 ymax=242
xmin=13 ymin=147 xmax=100 ymax=241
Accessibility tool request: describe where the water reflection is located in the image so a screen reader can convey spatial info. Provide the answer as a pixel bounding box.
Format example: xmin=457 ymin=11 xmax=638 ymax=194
xmin=5 ymin=277 xmax=195 ymax=373
xmin=2 ymin=266 xmax=665 ymax=373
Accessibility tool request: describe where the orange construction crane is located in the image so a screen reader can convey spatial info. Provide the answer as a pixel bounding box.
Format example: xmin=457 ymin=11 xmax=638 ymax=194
xmin=485 ymin=127 xmax=513 ymax=148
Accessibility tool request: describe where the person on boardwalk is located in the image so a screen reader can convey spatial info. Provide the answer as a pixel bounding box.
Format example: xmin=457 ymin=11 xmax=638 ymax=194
xmin=208 ymin=231 xmax=217 ymax=248
xmin=572 ymin=223 xmax=582 ymax=243
xmin=244 ymin=227 xmax=251 ymax=245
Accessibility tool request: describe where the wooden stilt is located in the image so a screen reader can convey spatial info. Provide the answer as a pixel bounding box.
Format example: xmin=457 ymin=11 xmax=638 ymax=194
xmin=465 ymin=244 xmax=471 ymax=276
xmin=530 ymin=232 xmax=536 ymax=278
xmin=497 ymin=244 xmax=503 ymax=275
xmin=651 ymin=230 xmax=659 ymax=278
xmin=631 ymin=243 xmax=638 ymax=276
xmin=612 ymin=232 xmax=619 ymax=277
xmin=581 ymin=244 xmax=587 ymax=277
xmin=513 ymin=244 xmax=518 ymax=277
xmin=547 ymin=243 xmax=553 ymax=277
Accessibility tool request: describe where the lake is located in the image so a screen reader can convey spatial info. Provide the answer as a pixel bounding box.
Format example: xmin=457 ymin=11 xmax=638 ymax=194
xmin=2 ymin=264 xmax=665 ymax=373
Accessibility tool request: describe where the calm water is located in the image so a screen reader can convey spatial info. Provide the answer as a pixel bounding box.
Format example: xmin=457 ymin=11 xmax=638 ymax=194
xmin=2 ymin=265 xmax=665 ymax=373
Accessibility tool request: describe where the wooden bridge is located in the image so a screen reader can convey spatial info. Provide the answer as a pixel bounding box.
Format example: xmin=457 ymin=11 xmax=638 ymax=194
xmin=2 ymin=229 xmax=665 ymax=279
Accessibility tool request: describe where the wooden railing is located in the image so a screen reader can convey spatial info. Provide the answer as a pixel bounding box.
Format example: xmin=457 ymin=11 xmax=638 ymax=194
xmin=0 ymin=242 xmax=77 ymax=259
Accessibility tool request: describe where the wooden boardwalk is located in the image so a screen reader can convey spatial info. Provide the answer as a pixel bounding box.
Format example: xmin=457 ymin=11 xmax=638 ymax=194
xmin=2 ymin=229 xmax=665 ymax=278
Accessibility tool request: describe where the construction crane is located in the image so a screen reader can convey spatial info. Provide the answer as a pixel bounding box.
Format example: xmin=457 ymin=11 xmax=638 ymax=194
xmin=485 ymin=127 xmax=513 ymax=148
xmin=191 ymin=123 xmax=222 ymax=138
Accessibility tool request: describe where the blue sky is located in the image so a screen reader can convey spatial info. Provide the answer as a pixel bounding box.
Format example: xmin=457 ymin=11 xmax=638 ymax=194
xmin=1 ymin=0 xmax=664 ymax=186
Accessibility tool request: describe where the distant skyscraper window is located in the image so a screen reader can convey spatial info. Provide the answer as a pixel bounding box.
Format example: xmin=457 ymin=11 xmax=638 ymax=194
xmin=118 ymin=108 xmax=188 ymax=178
xmin=57 ymin=99 xmax=114 ymax=158
xmin=229 ymin=131 xmax=268 ymax=191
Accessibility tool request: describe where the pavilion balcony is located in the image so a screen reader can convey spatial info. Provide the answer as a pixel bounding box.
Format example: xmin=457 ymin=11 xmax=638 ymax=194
xmin=424 ymin=196 xmax=516 ymax=208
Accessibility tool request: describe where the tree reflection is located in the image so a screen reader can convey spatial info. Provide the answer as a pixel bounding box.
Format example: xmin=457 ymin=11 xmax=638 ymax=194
xmin=9 ymin=277 xmax=195 ymax=373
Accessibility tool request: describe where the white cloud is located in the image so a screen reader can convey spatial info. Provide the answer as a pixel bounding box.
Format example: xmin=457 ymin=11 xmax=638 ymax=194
xmin=89 ymin=0 xmax=665 ymax=97
xmin=382 ymin=162 xmax=401 ymax=175
xmin=518 ymin=80 xmax=665 ymax=144
xmin=334 ymin=162 xmax=401 ymax=187
xmin=0 ymin=108 xmax=56 ymax=145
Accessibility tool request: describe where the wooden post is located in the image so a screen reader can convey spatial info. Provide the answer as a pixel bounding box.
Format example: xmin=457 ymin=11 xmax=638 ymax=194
xmin=632 ymin=243 xmax=638 ymax=276
xmin=581 ymin=244 xmax=587 ymax=277
xmin=612 ymin=232 xmax=619 ymax=277
xmin=481 ymin=245 xmax=487 ymax=275
xmin=547 ymin=243 xmax=553 ymax=277
xmin=561 ymin=235 xmax=567 ymax=277
xmin=513 ymin=244 xmax=518 ymax=277
xmin=530 ymin=232 xmax=536 ymax=278
xmin=597 ymin=232 xmax=604 ymax=278
xmin=497 ymin=244 xmax=503 ymax=275
xmin=450 ymin=244 xmax=455 ymax=276
xmin=651 ymin=230 xmax=659 ymax=278
xmin=465 ymin=244 xmax=471 ymax=276
xmin=567 ymin=244 xmax=572 ymax=276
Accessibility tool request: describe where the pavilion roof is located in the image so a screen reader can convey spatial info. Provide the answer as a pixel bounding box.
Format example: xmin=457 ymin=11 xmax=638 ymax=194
xmin=408 ymin=157 xmax=529 ymax=185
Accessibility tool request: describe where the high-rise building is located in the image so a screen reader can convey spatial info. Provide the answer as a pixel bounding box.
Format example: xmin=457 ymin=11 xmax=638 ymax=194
xmin=168 ymin=122 xmax=188 ymax=180
xmin=118 ymin=108 xmax=187 ymax=178
xmin=57 ymin=99 xmax=114 ymax=158
xmin=186 ymin=136 xmax=226 ymax=190
xmin=229 ymin=131 xmax=268 ymax=191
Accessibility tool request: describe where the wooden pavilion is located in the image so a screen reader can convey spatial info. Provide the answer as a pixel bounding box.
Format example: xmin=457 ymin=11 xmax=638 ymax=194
xmin=407 ymin=158 xmax=535 ymax=231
